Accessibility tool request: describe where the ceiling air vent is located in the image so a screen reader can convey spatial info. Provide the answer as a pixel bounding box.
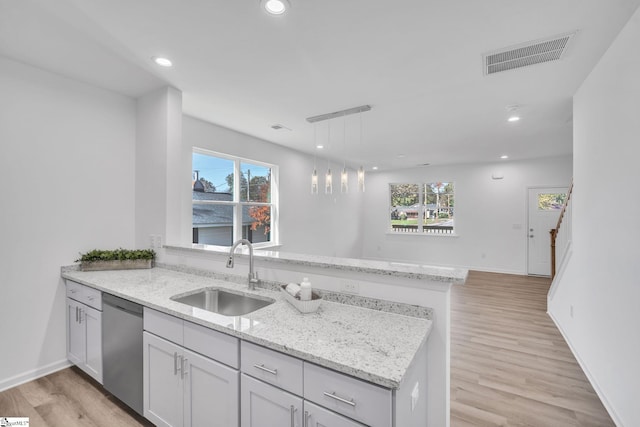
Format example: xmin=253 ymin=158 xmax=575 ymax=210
xmin=483 ymin=32 xmax=576 ymax=75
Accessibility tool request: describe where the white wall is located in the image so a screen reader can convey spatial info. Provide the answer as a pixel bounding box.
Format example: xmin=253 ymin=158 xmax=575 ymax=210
xmin=361 ymin=156 xmax=573 ymax=274
xmin=0 ymin=56 xmax=136 ymax=390
xmin=135 ymin=87 xmax=187 ymax=249
xmin=182 ymin=115 xmax=364 ymax=258
xmin=548 ymin=9 xmax=640 ymax=426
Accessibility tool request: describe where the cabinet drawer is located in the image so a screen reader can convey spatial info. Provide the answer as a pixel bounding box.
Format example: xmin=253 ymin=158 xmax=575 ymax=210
xmin=304 ymin=400 xmax=365 ymax=427
xmin=143 ymin=308 xmax=183 ymax=345
xmin=66 ymin=281 xmax=83 ymax=300
xmin=184 ymin=321 xmax=239 ymax=369
xmin=82 ymin=286 xmax=102 ymax=310
xmin=303 ymin=363 xmax=392 ymax=427
xmin=241 ymin=341 xmax=303 ymax=396
xmin=66 ymin=280 xmax=102 ymax=310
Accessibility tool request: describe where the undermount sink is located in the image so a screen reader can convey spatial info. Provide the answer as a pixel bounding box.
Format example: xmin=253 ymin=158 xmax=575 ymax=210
xmin=171 ymin=288 xmax=274 ymax=316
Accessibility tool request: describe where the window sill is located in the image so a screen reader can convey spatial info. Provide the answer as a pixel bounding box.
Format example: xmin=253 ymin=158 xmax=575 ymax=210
xmin=385 ymin=231 xmax=459 ymax=238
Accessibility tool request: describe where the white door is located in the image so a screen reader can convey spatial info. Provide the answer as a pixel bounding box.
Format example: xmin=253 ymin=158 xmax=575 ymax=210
xmin=241 ymin=374 xmax=302 ymax=427
xmin=184 ymin=348 xmax=239 ymax=427
xmin=304 ymin=401 xmax=365 ymax=427
xmin=66 ymin=298 xmax=85 ymax=366
xmin=83 ymin=305 xmax=103 ymax=383
xmin=527 ymin=187 xmax=567 ymax=276
xmin=144 ymin=332 xmax=184 ymax=427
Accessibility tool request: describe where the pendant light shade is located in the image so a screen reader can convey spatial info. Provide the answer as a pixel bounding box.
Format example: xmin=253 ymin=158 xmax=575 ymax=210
xmin=311 ymin=168 xmax=318 ymax=194
xmin=341 ymin=167 xmax=348 ymax=193
xmin=357 ymin=165 xmax=365 ymax=192
xmin=325 ymin=168 xmax=333 ymax=194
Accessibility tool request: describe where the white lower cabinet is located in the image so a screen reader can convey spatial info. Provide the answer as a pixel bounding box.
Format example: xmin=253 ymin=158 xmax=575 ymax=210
xmin=143 ymin=331 xmax=239 ymax=427
xmin=303 ymin=401 xmax=365 ymax=427
xmin=66 ymin=285 xmax=102 ymax=384
xmin=240 ymin=374 xmax=302 ymax=427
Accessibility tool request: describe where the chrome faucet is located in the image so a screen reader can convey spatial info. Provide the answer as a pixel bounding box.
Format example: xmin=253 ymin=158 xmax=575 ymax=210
xmin=227 ymin=239 xmax=259 ymax=290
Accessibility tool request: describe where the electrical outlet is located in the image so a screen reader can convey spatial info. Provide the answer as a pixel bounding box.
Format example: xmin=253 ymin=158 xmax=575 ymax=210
xmin=339 ymin=281 xmax=360 ymax=294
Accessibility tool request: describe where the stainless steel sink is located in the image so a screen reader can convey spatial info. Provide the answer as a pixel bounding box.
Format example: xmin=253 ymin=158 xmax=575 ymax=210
xmin=171 ymin=288 xmax=274 ymax=316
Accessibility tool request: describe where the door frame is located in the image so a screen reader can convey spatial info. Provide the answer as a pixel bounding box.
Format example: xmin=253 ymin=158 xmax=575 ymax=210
xmin=526 ymin=185 xmax=568 ymax=276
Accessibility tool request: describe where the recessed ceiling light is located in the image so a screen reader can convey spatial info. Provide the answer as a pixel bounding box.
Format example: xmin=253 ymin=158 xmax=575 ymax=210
xmin=152 ymin=56 xmax=172 ymax=67
xmin=316 ymin=144 xmax=324 ymax=149
xmin=261 ymin=0 xmax=289 ymax=15
xmin=500 ymin=155 xmax=509 ymax=159
xmin=508 ymin=116 xmax=520 ymax=122
xmin=372 ymin=166 xmax=379 ymax=170
xmin=397 ymin=154 xmax=406 ymax=158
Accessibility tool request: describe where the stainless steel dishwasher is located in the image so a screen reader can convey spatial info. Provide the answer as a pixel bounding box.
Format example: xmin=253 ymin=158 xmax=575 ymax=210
xmin=102 ymin=293 xmax=143 ymax=416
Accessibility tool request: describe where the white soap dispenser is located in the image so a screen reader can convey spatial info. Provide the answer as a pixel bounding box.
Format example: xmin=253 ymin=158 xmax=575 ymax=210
xmin=299 ymin=277 xmax=312 ymax=301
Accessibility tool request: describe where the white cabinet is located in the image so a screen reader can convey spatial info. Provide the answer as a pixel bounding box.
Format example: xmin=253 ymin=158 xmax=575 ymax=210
xmin=240 ymin=374 xmax=302 ymax=427
xmin=143 ymin=309 xmax=240 ymax=427
xmin=143 ymin=332 xmax=183 ymax=427
xmin=66 ymin=281 xmax=102 ymax=383
xmin=303 ymin=401 xmax=365 ymax=427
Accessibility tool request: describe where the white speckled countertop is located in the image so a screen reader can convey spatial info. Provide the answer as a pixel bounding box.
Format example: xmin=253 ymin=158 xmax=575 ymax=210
xmin=61 ymin=267 xmax=432 ymax=389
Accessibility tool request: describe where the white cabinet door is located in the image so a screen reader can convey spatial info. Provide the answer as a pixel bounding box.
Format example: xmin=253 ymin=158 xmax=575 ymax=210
xmin=184 ymin=348 xmax=239 ymax=427
xmin=241 ymin=374 xmax=302 ymax=427
xmin=83 ymin=305 xmax=102 ymax=383
xmin=304 ymin=401 xmax=364 ymax=427
xmin=66 ymin=298 xmax=84 ymax=366
xmin=144 ymin=332 xmax=183 ymax=427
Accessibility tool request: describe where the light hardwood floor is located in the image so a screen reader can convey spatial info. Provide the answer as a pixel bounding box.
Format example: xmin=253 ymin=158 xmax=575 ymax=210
xmin=1 ymin=271 xmax=613 ymax=426
xmin=0 ymin=366 xmax=152 ymax=427
xmin=451 ymin=271 xmax=613 ymax=426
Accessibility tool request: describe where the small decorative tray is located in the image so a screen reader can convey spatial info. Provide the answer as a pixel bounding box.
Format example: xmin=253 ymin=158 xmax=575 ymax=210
xmin=280 ymin=285 xmax=322 ymax=314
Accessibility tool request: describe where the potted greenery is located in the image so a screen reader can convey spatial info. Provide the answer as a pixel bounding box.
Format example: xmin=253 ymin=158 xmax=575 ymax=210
xmin=75 ymin=248 xmax=156 ymax=271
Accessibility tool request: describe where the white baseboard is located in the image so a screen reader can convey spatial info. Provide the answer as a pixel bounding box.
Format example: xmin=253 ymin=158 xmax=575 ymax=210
xmin=547 ymin=311 xmax=622 ymax=426
xmin=0 ymin=359 xmax=71 ymax=392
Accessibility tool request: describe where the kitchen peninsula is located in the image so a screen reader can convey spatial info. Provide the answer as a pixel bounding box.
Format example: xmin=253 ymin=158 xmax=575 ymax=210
xmin=63 ymin=248 xmax=466 ymax=426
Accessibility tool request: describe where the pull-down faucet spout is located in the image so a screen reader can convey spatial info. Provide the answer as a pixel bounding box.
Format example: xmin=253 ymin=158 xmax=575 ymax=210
xmin=227 ymin=239 xmax=259 ymax=290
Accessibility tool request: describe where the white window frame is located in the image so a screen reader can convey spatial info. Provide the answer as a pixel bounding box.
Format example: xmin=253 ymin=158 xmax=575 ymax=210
xmin=388 ymin=182 xmax=456 ymax=236
xmin=192 ymin=148 xmax=279 ymax=249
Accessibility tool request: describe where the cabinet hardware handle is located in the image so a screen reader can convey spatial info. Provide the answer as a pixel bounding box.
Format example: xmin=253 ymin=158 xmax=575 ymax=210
xmin=253 ymin=364 xmax=278 ymax=376
xmin=304 ymin=410 xmax=309 ymax=427
xmin=290 ymin=405 xmax=296 ymax=427
xmin=323 ymin=391 xmax=356 ymax=407
xmin=174 ymin=352 xmax=179 ymax=375
xmin=75 ymin=306 xmax=78 ymax=322
xmin=181 ymin=357 xmax=188 ymax=379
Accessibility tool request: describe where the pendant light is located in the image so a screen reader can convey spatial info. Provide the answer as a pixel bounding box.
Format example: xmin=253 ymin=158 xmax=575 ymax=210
xmin=325 ymin=121 xmax=332 ymax=194
xmin=341 ymin=114 xmax=348 ymax=193
xmin=305 ymin=105 xmax=371 ymax=196
xmin=357 ymin=112 xmax=365 ymax=192
xmin=311 ymin=124 xmax=319 ymax=194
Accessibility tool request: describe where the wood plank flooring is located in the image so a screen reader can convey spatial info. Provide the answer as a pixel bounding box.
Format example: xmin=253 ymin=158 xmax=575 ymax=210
xmin=0 ymin=271 xmax=613 ymax=426
xmin=0 ymin=366 xmax=151 ymax=427
xmin=451 ymin=271 xmax=613 ymax=427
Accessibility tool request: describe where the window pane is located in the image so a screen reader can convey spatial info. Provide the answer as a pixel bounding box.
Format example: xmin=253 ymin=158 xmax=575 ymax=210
xmin=192 ymin=203 xmax=233 ymax=246
xmin=192 ymin=152 xmax=234 ymax=194
xmin=424 ymin=182 xmax=454 ymax=234
xmin=245 ymin=204 xmax=271 ymax=243
xmin=390 ymin=184 xmax=420 ymax=232
xmin=538 ymin=193 xmax=566 ymax=211
xmin=240 ymin=162 xmax=271 ymax=202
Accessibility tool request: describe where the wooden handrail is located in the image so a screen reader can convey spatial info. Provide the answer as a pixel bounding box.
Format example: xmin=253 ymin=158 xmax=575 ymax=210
xmin=550 ymin=179 xmax=574 ymax=279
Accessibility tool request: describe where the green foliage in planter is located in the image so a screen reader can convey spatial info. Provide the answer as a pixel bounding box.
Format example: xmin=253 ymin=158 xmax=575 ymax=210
xmin=75 ymin=248 xmax=156 ymax=263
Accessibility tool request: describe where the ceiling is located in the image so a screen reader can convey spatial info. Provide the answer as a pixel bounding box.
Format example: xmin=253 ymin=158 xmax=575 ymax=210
xmin=2 ymin=0 xmax=639 ymax=170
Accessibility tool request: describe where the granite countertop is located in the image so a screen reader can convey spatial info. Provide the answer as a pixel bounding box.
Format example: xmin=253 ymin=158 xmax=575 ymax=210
xmin=165 ymin=244 xmax=468 ymax=284
xmin=61 ymin=267 xmax=432 ymax=389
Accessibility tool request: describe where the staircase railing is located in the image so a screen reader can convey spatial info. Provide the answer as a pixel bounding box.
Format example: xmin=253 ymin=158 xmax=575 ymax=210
xmin=550 ymin=180 xmax=573 ymax=279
